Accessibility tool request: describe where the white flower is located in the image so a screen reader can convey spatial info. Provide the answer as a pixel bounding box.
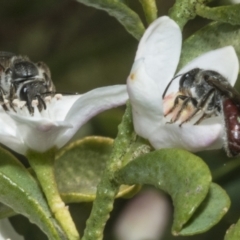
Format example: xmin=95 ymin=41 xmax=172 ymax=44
xmin=230 ymin=0 xmax=240 ymax=4
xmin=114 ymin=189 xmax=170 ymax=240
xmin=0 ymin=218 xmax=24 ymax=240
xmin=0 ymin=85 xmax=127 ymax=154
xmin=127 ymin=16 xmax=239 ymax=152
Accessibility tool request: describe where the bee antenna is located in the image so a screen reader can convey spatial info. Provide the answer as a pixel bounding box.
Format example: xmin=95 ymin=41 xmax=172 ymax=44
xmin=41 ymin=91 xmax=79 ymax=96
xmin=162 ymin=73 xmax=183 ymax=99
xmin=55 ymin=91 xmax=79 ymax=95
xmin=41 ymin=91 xmax=55 ymax=96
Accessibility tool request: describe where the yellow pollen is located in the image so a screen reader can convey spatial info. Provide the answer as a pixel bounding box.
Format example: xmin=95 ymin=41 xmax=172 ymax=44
xmin=130 ymin=73 xmax=136 ymax=80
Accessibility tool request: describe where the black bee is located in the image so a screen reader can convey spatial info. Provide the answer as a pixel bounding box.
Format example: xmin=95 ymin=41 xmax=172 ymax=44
xmin=0 ymin=51 xmax=55 ymax=114
xmin=163 ymin=68 xmax=240 ymax=157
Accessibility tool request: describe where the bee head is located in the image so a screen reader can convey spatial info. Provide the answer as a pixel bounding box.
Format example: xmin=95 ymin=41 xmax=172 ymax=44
xmin=11 ymin=61 xmax=39 ymax=82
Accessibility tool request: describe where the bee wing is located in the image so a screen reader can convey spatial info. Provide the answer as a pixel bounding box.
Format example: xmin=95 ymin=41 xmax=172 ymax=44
xmin=205 ymin=76 xmax=240 ymax=103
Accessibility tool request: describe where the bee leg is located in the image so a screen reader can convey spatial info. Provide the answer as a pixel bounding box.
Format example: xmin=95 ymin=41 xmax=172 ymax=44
xmin=8 ymin=83 xmax=17 ymax=112
xmin=25 ymin=96 xmax=34 ymax=115
xmin=0 ymin=88 xmax=8 ymax=111
xmin=194 ymin=113 xmax=209 ymax=125
xmin=178 ymin=107 xmax=200 ymax=127
xmin=9 ymin=101 xmax=17 ymax=112
xmin=171 ymin=97 xmax=197 ymax=124
xmin=36 ymin=94 xmax=46 ymax=112
xmin=164 ymin=95 xmax=188 ymax=117
xmin=180 ymin=88 xmax=216 ymax=126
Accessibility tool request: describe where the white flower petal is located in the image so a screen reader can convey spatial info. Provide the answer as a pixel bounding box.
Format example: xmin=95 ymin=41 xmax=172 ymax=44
xmin=149 ymin=119 xmax=223 ymax=152
xmin=51 ymin=95 xmax=82 ymax=121
xmin=135 ymin=16 xmax=182 ymax=89
xmin=0 ymin=111 xmax=26 ymax=154
xmin=0 ymin=85 xmax=126 ymax=154
xmin=167 ymin=46 xmax=239 ymax=94
xmin=10 ymin=114 xmax=72 ymax=153
xmin=179 ymin=46 xmax=239 ymax=84
xmin=128 ymin=16 xmax=182 ymax=140
xmin=0 ymin=135 xmax=26 ymax=155
xmin=0 ymin=111 xmax=17 ymax=137
xmin=56 ymin=85 xmax=128 ymax=148
xmin=127 ymin=60 xmax=163 ymax=139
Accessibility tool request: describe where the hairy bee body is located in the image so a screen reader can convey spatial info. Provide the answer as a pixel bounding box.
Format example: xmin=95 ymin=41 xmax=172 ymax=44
xmin=0 ymin=51 xmax=55 ymax=114
xmin=163 ymin=68 xmax=240 ymax=157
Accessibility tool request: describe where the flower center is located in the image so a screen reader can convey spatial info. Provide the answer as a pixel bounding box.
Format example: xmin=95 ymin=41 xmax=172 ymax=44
xmin=163 ymin=92 xmax=204 ymax=126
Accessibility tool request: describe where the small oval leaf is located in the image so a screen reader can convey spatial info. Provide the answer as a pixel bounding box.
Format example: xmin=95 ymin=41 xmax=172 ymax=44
xmin=76 ymin=0 xmax=145 ymax=39
xmin=179 ymin=22 xmax=240 ymax=70
xmin=0 ymin=147 xmax=66 ymax=240
xmin=55 ymin=136 xmax=139 ymax=203
xmin=115 ymin=148 xmax=212 ymax=233
xmin=196 ymin=5 xmax=240 ymax=26
xmin=179 ymin=183 xmax=230 ymax=235
xmin=225 ymin=219 xmax=240 ymax=240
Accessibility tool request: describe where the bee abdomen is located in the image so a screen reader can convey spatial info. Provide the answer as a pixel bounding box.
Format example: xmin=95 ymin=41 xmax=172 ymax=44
xmin=223 ymin=98 xmax=240 ymax=157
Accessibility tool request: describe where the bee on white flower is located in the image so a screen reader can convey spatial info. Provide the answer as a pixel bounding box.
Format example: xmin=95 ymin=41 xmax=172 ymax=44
xmin=0 ymin=52 xmax=128 ymax=154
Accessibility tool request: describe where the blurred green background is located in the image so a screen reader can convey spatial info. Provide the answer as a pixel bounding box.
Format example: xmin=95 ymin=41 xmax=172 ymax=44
xmin=2 ymin=0 xmax=240 ymax=239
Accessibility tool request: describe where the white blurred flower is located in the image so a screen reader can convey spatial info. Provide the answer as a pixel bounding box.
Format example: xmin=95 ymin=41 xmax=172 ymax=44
xmin=0 ymin=218 xmax=24 ymax=240
xmin=230 ymin=0 xmax=240 ymax=4
xmin=114 ymin=189 xmax=171 ymax=240
xmin=127 ymin=16 xmax=239 ymax=152
xmin=0 ymin=85 xmax=127 ymax=154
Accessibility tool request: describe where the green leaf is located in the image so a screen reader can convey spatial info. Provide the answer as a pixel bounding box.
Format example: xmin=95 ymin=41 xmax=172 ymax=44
xmin=225 ymin=219 xmax=240 ymax=240
xmin=178 ymin=22 xmax=240 ymax=70
xmin=0 ymin=203 xmax=16 ymax=219
xmin=76 ymin=0 xmax=145 ymax=40
xmin=55 ymin=136 xmax=140 ymax=203
xmin=115 ymin=148 xmax=212 ymax=234
xmin=179 ymin=183 xmax=230 ymax=235
xmin=0 ymin=147 xmax=67 ymax=240
xmin=196 ymin=5 xmax=240 ymax=26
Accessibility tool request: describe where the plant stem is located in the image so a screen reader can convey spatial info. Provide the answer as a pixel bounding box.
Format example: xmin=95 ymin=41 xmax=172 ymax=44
xmin=139 ymin=0 xmax=158 ymax=24
xmin=169 ymin=0 xmax=214 ymax=29
xmin=82 ymin=103 xmax=135 ymax=240
xmin=27 ymin=148 xmax=80 ymax=240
